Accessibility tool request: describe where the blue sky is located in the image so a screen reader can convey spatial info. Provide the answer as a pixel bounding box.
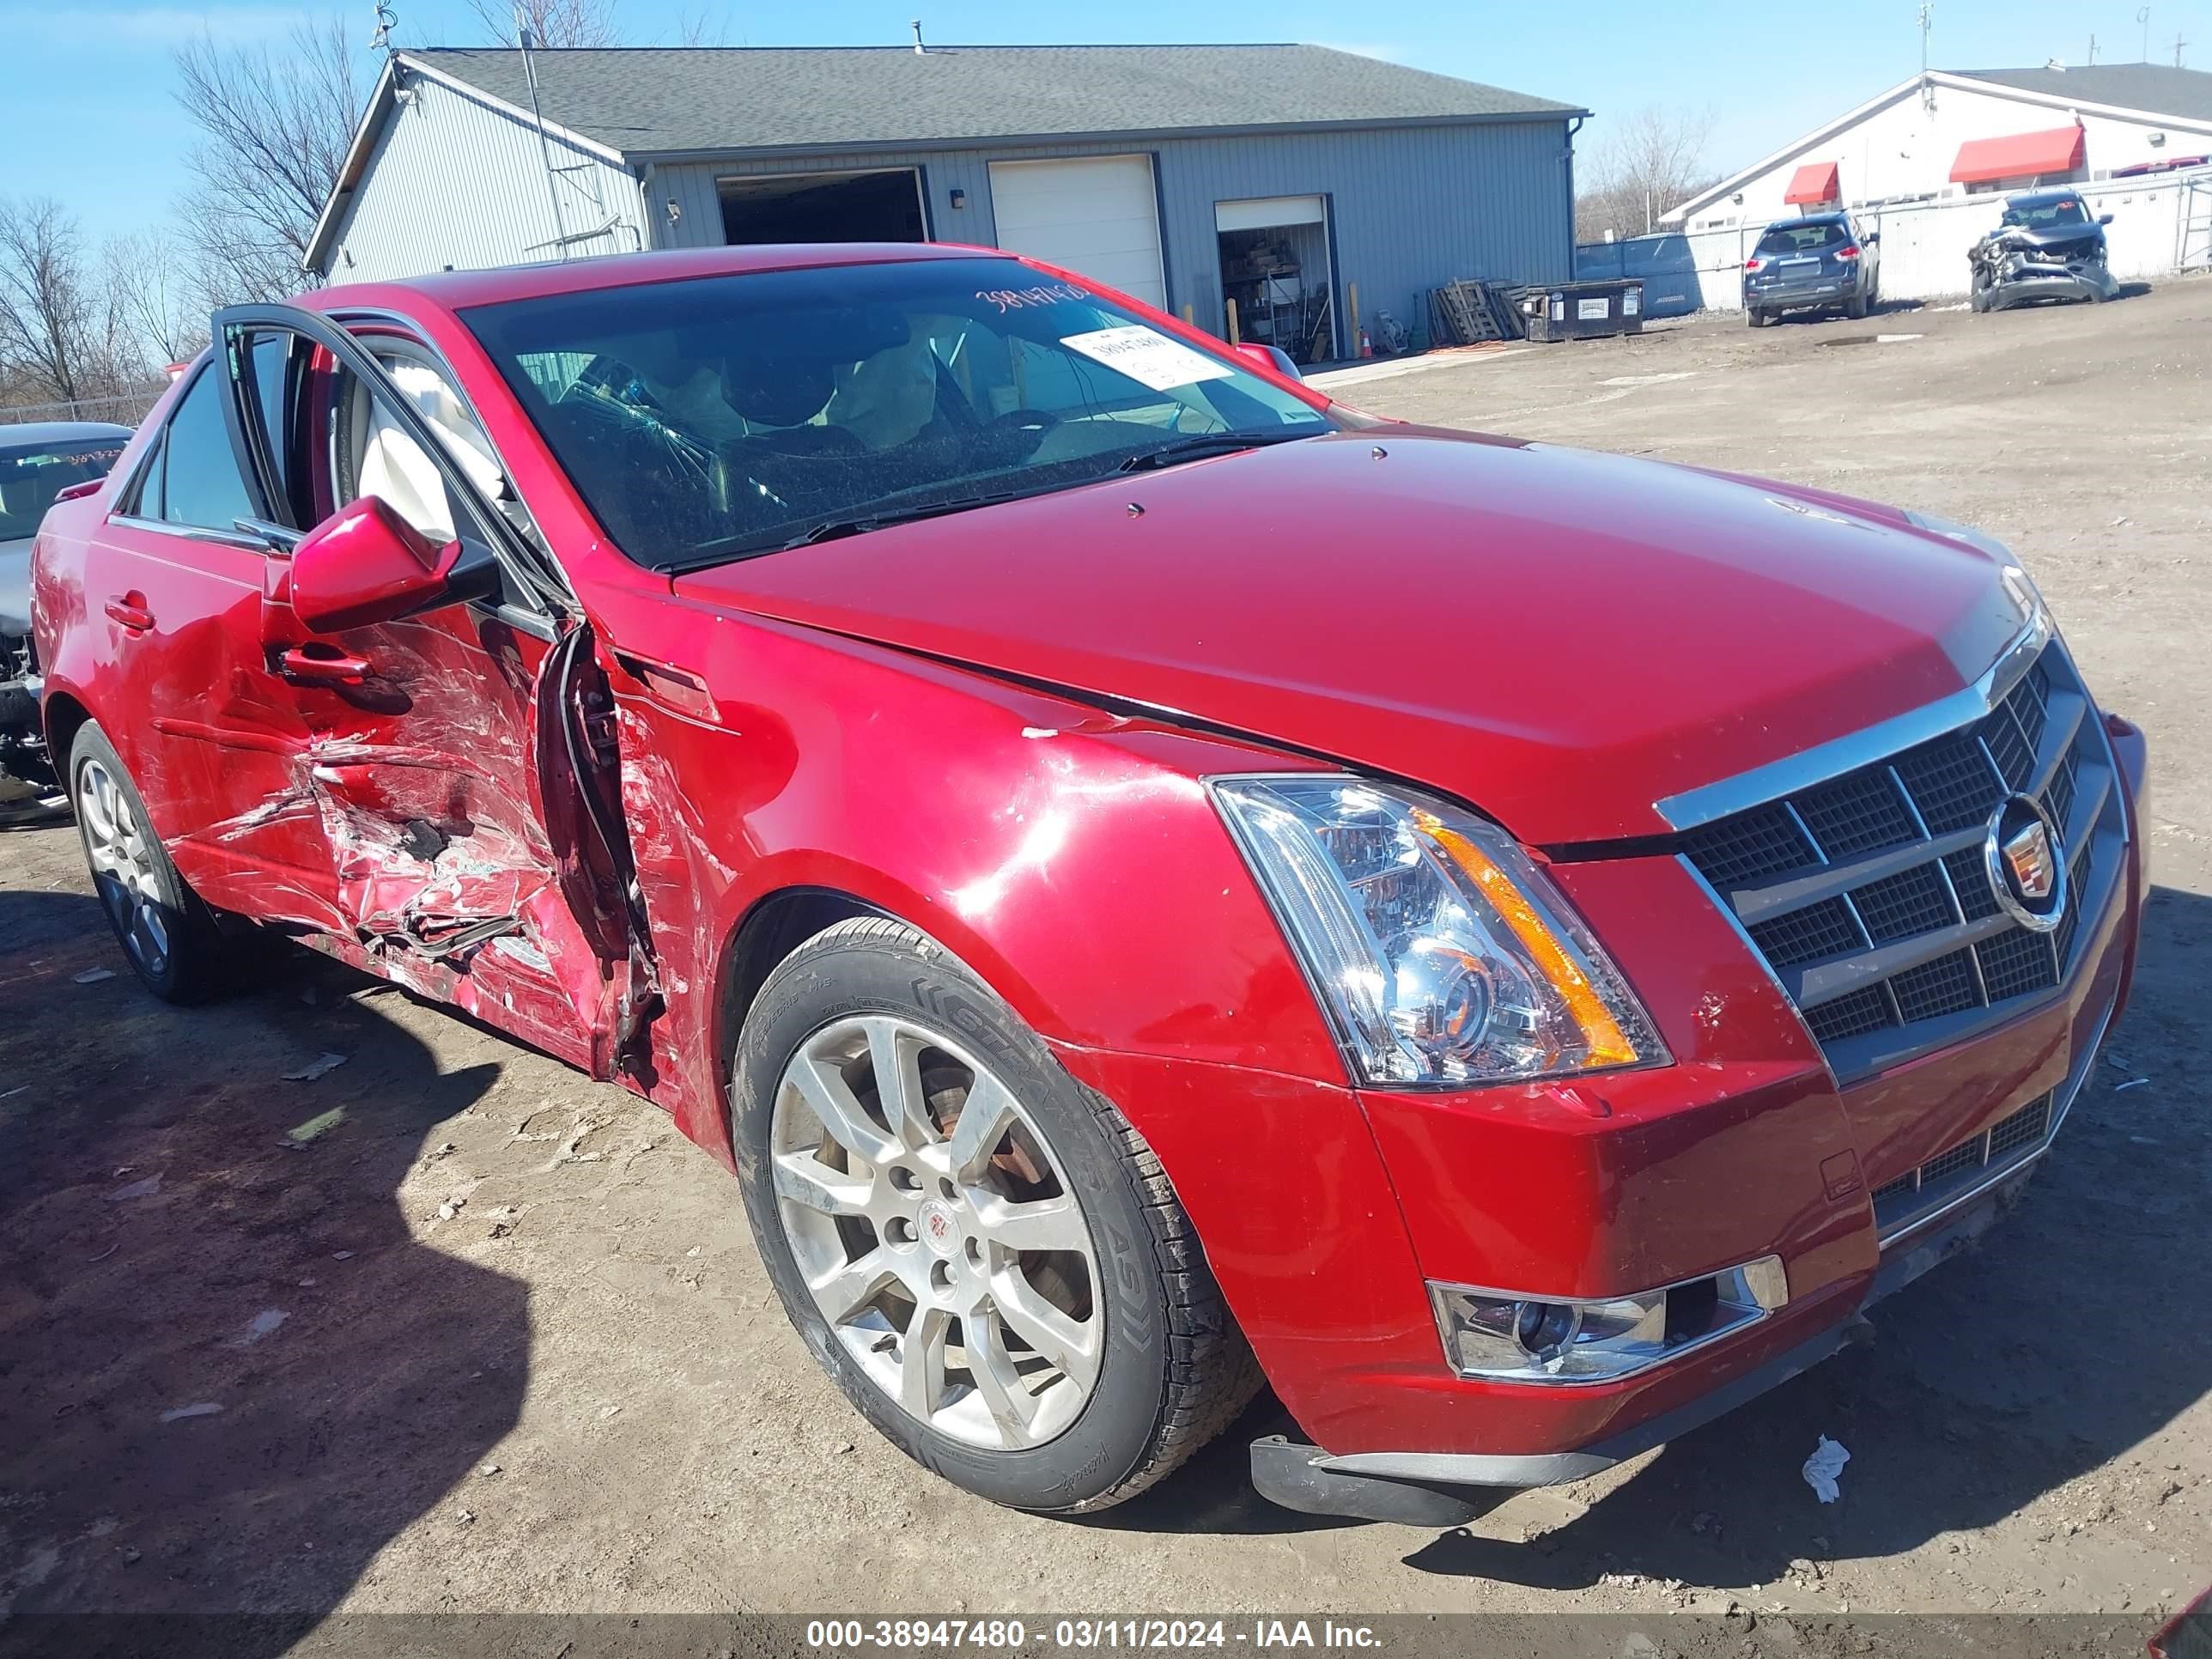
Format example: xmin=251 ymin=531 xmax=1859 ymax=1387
xmin=4 ymin=0 xmax=2206 ymax=248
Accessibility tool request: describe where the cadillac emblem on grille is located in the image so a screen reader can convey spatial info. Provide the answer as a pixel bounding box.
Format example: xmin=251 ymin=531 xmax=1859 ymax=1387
xmin=1985 ymin=793 xmax=2066 ymax=933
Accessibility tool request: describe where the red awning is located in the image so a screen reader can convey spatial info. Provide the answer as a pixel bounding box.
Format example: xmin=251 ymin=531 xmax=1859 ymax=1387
xmin=1949 ymin=126 xmax=2086 ymax=185
xmin=1784 ymin=161 xmax=1840 ymax=205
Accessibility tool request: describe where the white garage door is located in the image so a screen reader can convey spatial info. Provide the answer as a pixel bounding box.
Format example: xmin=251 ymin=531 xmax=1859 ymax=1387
xmin=988 ymin=155 xmax=1167 ymax=310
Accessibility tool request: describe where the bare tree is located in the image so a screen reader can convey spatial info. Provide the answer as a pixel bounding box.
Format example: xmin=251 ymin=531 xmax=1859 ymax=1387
xmin=171 ymin=14 xmax=367 ymax=301
xmin=104 ymin=233 xmax=210 ymax=368
xmin=466 ymin=0 xmax=623 ymax=47
xmin=0 ymin=198 xmax=111 ymax=404
xmin=673 ymin=5 xmax=734 ymax=46
xmin=1576 ymin=105 xmax=1721 ymax=244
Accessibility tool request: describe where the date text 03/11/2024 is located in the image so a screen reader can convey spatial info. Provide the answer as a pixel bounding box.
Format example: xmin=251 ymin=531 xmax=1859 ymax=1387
xmin=803 ymin=1620 xmax=1384 ymax=1650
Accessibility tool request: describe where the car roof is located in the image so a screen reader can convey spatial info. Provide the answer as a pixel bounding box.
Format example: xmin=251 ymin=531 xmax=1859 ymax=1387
xmin=0 ymin=420 xmax=134 ymax=444
xmin=1763 ymin=211 xmax=1850 ymax=228
xmin=311 ymin=241 xmax=1023 ymax=313
xmin=2004 ymin=189 xmax=2081 ymax=207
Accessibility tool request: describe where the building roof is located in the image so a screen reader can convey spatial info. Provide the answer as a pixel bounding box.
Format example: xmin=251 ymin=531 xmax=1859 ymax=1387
xmin=402 ymin=43 xmax=1583 ymax=158
xmin=1954 ymin=64 xmax=2212 ymax=124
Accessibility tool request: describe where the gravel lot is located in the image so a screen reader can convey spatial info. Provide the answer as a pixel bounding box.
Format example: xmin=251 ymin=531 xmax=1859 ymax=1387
xmin=3 ymin=281 xmax=2207 ymax=1638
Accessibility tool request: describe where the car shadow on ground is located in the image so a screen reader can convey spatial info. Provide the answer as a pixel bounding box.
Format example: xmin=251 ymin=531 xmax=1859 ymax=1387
xmin=0 ymin=890 xmax=526 ymax=1654
xmin=1398 ymin=880 xmax=2208 ymax=1588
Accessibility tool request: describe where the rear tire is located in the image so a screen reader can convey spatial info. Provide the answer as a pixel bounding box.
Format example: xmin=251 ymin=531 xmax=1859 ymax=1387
xmin=68 ymin=721 xmax=236 ymax=1004
xmin=1846 ymin=289 xmax=1869 ymax=319
xmin=730 ymin=916 xmax=1261 ymax=1513
xmin=1747 ymin=307 xmax=1768 ymax=328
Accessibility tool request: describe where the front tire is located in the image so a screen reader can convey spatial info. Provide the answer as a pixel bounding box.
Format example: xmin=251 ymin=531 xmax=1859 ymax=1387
xmin=730 ymin=917 xmax=1260 ymax=1512
xmin=68 ymin=721 xmax=234 ymax=1003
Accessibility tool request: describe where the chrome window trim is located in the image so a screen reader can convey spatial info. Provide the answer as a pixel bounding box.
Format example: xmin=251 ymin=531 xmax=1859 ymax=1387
xmin=1656 ymin=611 xmax=2054 ymax=832
xmin=106 ymin=513 xmax=269 ymax=556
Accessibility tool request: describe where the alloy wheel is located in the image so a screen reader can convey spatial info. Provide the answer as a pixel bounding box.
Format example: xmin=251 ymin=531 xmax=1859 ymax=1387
xmin=769 ymin=1014 xmax=1103 ymax=1449
xmin=76 ymin=757 xmax=170 ymax=979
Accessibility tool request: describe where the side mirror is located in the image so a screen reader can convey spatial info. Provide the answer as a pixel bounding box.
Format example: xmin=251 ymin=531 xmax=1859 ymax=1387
xmin=2098 ymin=212 xmax=2115 ymax=226
xmin=1863 ymin=230 xmax=1881 ymax=245
xmin=288 ymin=495 xmax=463 ymax=633
xmin=1232 ymin=341 xmax=1304 ymax=382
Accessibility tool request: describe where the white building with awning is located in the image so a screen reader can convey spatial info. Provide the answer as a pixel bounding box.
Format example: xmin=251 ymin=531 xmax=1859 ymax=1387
xmin=1666 ymin=64 xmax=2212 ymax=232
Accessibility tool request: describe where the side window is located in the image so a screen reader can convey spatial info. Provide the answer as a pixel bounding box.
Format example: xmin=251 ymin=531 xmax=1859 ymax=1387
xmin=247 ymin=332 xmax=309 ymax=524
xmin=322 ymin=352 xmax=506 ymax=547
xmin=156 ymin=368 xmax=258 ymax=534
xmin=122 ymin=426 xmax=168 ymax=518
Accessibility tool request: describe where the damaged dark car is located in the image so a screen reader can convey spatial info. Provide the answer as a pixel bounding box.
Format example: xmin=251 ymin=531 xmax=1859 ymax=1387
xmin=1 ymin=422 xmax=131 ymax=803
xmin=1968 ymin=190 xmax=2122 ymax=313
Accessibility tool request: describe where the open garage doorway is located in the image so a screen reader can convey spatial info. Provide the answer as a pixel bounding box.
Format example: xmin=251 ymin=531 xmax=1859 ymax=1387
xmin=718 ymin=168 xmax=927 ymax=246
xmin=1215 ymin=195 xmax=1336 ymax=365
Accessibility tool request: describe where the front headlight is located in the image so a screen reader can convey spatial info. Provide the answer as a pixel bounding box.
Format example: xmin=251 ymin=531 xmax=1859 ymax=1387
xmin=1210 ymin=776 xmax=1667 ymax=1087
xmin=1903 ymin=508 xmax=2049 ymax=629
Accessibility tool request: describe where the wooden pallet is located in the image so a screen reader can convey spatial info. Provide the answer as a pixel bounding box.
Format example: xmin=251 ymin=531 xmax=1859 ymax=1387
xmin=1426 ymin=279 xmax=1522 ymax=346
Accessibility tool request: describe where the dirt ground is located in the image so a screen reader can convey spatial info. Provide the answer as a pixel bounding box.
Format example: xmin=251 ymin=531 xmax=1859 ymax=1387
xmin=3 ymin=281 xmax=2208 ymax=1637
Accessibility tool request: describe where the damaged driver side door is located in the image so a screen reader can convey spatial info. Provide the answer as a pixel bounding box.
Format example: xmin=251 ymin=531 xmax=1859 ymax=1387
xmin=214 ymin=307 xmax=644 ymax=1079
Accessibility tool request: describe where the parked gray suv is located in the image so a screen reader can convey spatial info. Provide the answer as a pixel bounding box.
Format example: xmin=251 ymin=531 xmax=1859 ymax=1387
xmin=1743 ymin=211 xmax=1881 ymax=325
xmin=2 ymin=422 xmax=131 ymax=794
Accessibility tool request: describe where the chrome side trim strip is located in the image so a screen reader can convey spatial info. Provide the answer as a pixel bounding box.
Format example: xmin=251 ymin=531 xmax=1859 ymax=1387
xmin=1656 ymin=611 xmax=2053 ymax=832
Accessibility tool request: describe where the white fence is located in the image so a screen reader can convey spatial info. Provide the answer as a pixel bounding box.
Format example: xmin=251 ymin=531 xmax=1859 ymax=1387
xmin=1577 ymin=166 xmax=2212 ymax=314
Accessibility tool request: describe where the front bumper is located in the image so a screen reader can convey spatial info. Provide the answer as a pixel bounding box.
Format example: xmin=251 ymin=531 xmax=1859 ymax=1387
xmin=1250 ymin=1015 xmax=2103 ymax=1522
xmin=1235 ymin=710 xmax=2148 ymax=1523
xmin=0 ymin=631 xmax=50 ymax=790
xmin=1986 ymin=261 xmax=2121 ymax=308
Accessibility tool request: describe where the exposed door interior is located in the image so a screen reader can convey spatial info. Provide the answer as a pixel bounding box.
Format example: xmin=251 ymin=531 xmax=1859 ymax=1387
xmin=1215 ymin=195 xmax=1335 ymax=365
xmin=988 ymin=155 xmax=1167 ymax=310
xmin=719 ymin=169 xmax=927 ymax=246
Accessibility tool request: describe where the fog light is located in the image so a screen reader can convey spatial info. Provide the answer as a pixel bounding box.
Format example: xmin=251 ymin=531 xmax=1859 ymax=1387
xmin=1430 ymin=1255 xmax=1788 ymax=1385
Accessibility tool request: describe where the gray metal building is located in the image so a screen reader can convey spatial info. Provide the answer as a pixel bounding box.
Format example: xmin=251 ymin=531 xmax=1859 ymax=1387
xmin=306 ymin=43 xmax=1583 ymax=362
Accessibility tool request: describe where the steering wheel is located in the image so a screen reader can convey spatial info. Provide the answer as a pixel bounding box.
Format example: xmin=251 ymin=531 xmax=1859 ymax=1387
xmin=985 ymin=408 xmax=1060 ymax=436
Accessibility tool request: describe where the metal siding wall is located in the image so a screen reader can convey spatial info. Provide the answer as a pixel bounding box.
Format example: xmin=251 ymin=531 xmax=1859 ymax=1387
xmin=649 ymin=119 xmax=1574 ymax=332
xmin=325 ymin=77 xmax=646 ymax=282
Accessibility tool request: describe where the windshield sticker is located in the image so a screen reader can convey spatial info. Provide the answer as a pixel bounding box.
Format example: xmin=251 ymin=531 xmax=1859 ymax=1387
xmin=977 ymin=283 xmax=1088 ymax=313
xmin=1059 ymin=325 xmax=1234 ymax=392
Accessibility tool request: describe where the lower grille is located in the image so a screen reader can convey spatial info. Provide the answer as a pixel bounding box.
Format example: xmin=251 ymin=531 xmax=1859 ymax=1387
xmin=1682 ymin=640 xmax=2125 ymax=1079
xmin=1871 ymin=1092 xmax=2054 ymax=1237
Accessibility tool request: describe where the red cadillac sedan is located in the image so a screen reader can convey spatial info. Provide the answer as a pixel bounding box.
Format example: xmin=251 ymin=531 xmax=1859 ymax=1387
xmin=29 ymin=244 xmax=2146 ymax=1522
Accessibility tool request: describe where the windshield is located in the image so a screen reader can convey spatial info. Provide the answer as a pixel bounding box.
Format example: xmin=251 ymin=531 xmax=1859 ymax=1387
xmin=0 ymin=436 xmax=127 ymax=540
xmin=462 ymin=256 xmax=1334 ymax=570
xmin=2002 ymin=197 xmax=2088 ymax=228
xmin=1754 ymin=222 xmax=1849 ymax=254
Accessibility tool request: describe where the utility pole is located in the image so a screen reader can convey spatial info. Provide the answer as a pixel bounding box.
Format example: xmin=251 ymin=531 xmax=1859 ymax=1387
xmin=2139 ymin=7 xmax=2152 ymax=62
xmin=2175 ymin=32 xmax=2189 ymax=66
xmin=2087 ymin=33 xmax=2098 ymax=64
xmin=1918 ymin=3 xmax=1937 ymax=111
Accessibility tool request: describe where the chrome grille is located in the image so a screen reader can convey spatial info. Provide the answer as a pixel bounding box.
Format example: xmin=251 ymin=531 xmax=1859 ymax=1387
xmin=1683 ymin=641 xmax=2125 ymax=1079
xmin=1851 ymin=865 xmax=1954 ymax=942
xmin=1747 ymin=897 xmax=1859 ymax=967
xmin=1888 ymin=949 xmax=1979 ymax=1019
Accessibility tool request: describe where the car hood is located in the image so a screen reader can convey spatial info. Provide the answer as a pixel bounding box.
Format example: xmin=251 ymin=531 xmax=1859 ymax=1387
xmin=0 ymin=537 xmax=31 ymax=638
xmin=673 ymin=428 xmax=2031 ymax=845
